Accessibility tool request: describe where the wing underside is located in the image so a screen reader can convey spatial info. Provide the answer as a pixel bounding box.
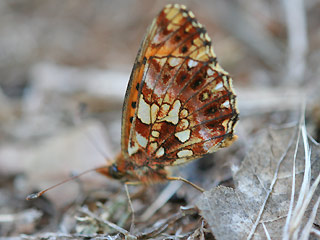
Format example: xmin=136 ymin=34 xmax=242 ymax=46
xmin=121 ymin=4 xmax=239 ymax=167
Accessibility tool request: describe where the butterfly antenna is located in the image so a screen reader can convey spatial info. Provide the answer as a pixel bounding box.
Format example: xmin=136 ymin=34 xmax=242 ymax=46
xmin=84 ymin=130 xmax=111 ymax=160
xmin=26 ymin=166 xmax=108 ymax=200
xmin=75 ymin=101 xmax=111 ymax=160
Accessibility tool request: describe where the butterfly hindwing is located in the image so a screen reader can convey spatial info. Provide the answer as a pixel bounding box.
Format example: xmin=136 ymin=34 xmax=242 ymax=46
xmin=122 ymin=4 xmax=239 ymax=166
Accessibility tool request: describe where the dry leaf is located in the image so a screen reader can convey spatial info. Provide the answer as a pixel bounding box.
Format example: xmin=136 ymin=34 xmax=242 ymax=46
xmin=196 ymin=125 xmax=320 ymax=240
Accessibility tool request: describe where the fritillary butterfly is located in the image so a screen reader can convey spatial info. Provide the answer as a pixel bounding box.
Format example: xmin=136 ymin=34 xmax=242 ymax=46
xmin=96 ymin=4 xmax=239 ymax=188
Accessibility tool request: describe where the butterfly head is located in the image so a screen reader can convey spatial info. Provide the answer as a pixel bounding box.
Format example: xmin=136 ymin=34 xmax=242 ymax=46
xmin=95 ymin=163 xmax=127 ymax=181
xmin=95 ymin=153 xmax=134 ymax=182
xmin=107 ymin=163 xmax=125 ymax=180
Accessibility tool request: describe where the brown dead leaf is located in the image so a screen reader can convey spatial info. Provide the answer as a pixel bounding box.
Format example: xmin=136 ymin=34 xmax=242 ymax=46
xmin=196 ymin=125 xmax=320 ymax=240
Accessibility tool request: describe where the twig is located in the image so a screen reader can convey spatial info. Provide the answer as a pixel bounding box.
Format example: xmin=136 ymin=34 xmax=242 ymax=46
xmin=300 ymin=195 xmax=320 ymax=239
xmin=137 ymin=212 xmax=183 ymax=239
xmin=287 ymin=123 xmax=311 ymax=239
xmin=79 ymin=206 xmax=137 ymax=240
xmin=283 ymin=111 xmax=320 ymax=239
xmin=283 ymin=103 xmax=305 ymax=239
xmin=124 ymin=183 xmax=135 ymax=232
xmin=290 ymin=167 xmax=320 ymax=238
xmin=262 ymin=222 xmax=271 ymax=240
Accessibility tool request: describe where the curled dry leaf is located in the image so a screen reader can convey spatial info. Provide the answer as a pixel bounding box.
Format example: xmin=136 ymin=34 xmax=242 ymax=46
xmin=196 ymin=125 xmax=320 ymax=240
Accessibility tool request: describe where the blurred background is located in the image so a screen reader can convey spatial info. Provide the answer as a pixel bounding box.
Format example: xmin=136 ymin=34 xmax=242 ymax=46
xmin=0 ymin=0 xmax=319 ymax=237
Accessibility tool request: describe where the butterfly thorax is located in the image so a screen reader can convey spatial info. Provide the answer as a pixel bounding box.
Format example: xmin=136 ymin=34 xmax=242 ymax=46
xmin=96 ymin=152 xmax=168 ymax=184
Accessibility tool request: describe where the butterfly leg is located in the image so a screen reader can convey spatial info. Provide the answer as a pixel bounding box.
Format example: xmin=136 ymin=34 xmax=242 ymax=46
xmin=166 ymin=176 xmax=205 ymax=193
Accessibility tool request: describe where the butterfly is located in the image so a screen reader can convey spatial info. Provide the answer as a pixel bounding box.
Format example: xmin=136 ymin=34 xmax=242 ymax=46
xmin=95 ymin=4 xmax=239 ymax=190
xmin=26 ymin=4 xmax=239 ymax=200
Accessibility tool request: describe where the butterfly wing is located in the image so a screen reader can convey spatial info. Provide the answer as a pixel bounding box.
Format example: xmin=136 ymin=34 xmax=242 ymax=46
xmin=121 ymin=4 xmax=239 ymax=166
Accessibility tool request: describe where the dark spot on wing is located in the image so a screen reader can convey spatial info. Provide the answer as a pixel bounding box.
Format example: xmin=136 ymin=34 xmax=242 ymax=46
xmin=191 ymin=78 xmax=204 ymax=90
xmin=181 ymin=45 xmax=188 ymax=53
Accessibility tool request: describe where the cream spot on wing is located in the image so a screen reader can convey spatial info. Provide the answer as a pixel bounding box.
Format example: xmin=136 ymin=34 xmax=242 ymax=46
xmin=193 ymin=37 xmax=202 ymax=47
xmin=177 ymin=149 xmax=193 ymax=158
xmin=184 ymin=24 xmax=193 ymax=32
xmin=179 ymin=109 xmax=189 ymax=119
xmin=137 ymin=95 xmax=151 ymax=124
xmin=136 ymin=132 xmax=148 ymax=148
xmin=196 ymin=47 xmax=207 ymax=59
xmin=211 ymin=64 xmax=228 ymax=75
xmin=171 ymin=13 xmax=184 ymax=25
xmin=222 ymin=75 xmax=229 ymax=82
xmin=192 ymin=21 xmax=198 ymax=27
xmin=155 ymin=147 xmax=165 ymax=158
xmin=166 ymin=5 xmax=179 ymax=19
xmin=204 ymin=33 xmax=211 ymax=41
xmin=222 ymin=119 xmax=229 ymax=129
xmin=175 ymin=129 xmax=191 ymax=143
xmin=163 ymin=94 xmax=171 ymax=104
xmin=177 ymin=119 xmax=189 ymax=131
xmin=158 ymin=103 xmax=170 ymax=119
xmin=222 ymin=100 xmax=230 ymax=108
xmin=160 ymin=100 xmax=181 ymax=124
xmin=148 ymin=142 xmax=158 ymax=152
xmin=206 ymin=46 xmax=212 ymax=55
xmin=128 ymin=142 xmax=139 ymax=156
xmin=151 ymin=130 xmax=160 ymax=138
xmin=151 ymin=103 xmax=159 ymax=124
xmin=214 ymin=82 xmax=223 ymax=90
xmin=201 ymin=91 xmax=210 ymax=101
xmin=168 ymin=57 xmax=181 ymax=67
xmin=207 ymin=68 xmax=214 ymax=76
xmin=188 ymin=59 xmax=198 ymax=68
xmin=210 ymin=48 xmax=216 ymax=58
xmin=188 ymin=11 xmax=195 ymax=18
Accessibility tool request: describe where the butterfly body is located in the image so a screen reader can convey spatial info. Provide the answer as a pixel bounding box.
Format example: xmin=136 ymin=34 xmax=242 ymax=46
xmin=98 ymin=4 xmax=239 ymax=186
xmin=97 ymin=153 xmax=168 ymax=184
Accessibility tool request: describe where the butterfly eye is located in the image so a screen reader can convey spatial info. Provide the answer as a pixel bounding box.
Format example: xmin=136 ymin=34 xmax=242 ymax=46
xmin=108 ymin=164 xmax=123 ymax=180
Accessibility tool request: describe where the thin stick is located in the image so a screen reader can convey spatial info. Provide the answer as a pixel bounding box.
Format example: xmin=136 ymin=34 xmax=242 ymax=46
xmin=124 ymin=183 xmax=136 ymax=232
xmin=167 ymin=176 xmax=205 ymax=192
xmin=80 ymin=206 xmax=137 ymax=239
xmin=26 ymin=166 xmax=108 ymax=200
xmin=283 ymin=106 xmax=304 ymax=239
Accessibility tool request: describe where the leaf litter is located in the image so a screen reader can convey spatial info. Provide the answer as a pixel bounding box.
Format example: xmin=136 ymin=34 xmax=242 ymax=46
xmin=196 ymin=119 xmax=320 ymax=240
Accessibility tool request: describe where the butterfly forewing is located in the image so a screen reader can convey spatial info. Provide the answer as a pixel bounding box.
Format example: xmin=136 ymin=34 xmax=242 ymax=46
xmin=122 ymin=4 xmax=238 ymax=166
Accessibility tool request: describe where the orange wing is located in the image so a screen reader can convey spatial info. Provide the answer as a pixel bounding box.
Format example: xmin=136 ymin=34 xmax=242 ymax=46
xmin=121 ymin=4 xmax=239 ymax=166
